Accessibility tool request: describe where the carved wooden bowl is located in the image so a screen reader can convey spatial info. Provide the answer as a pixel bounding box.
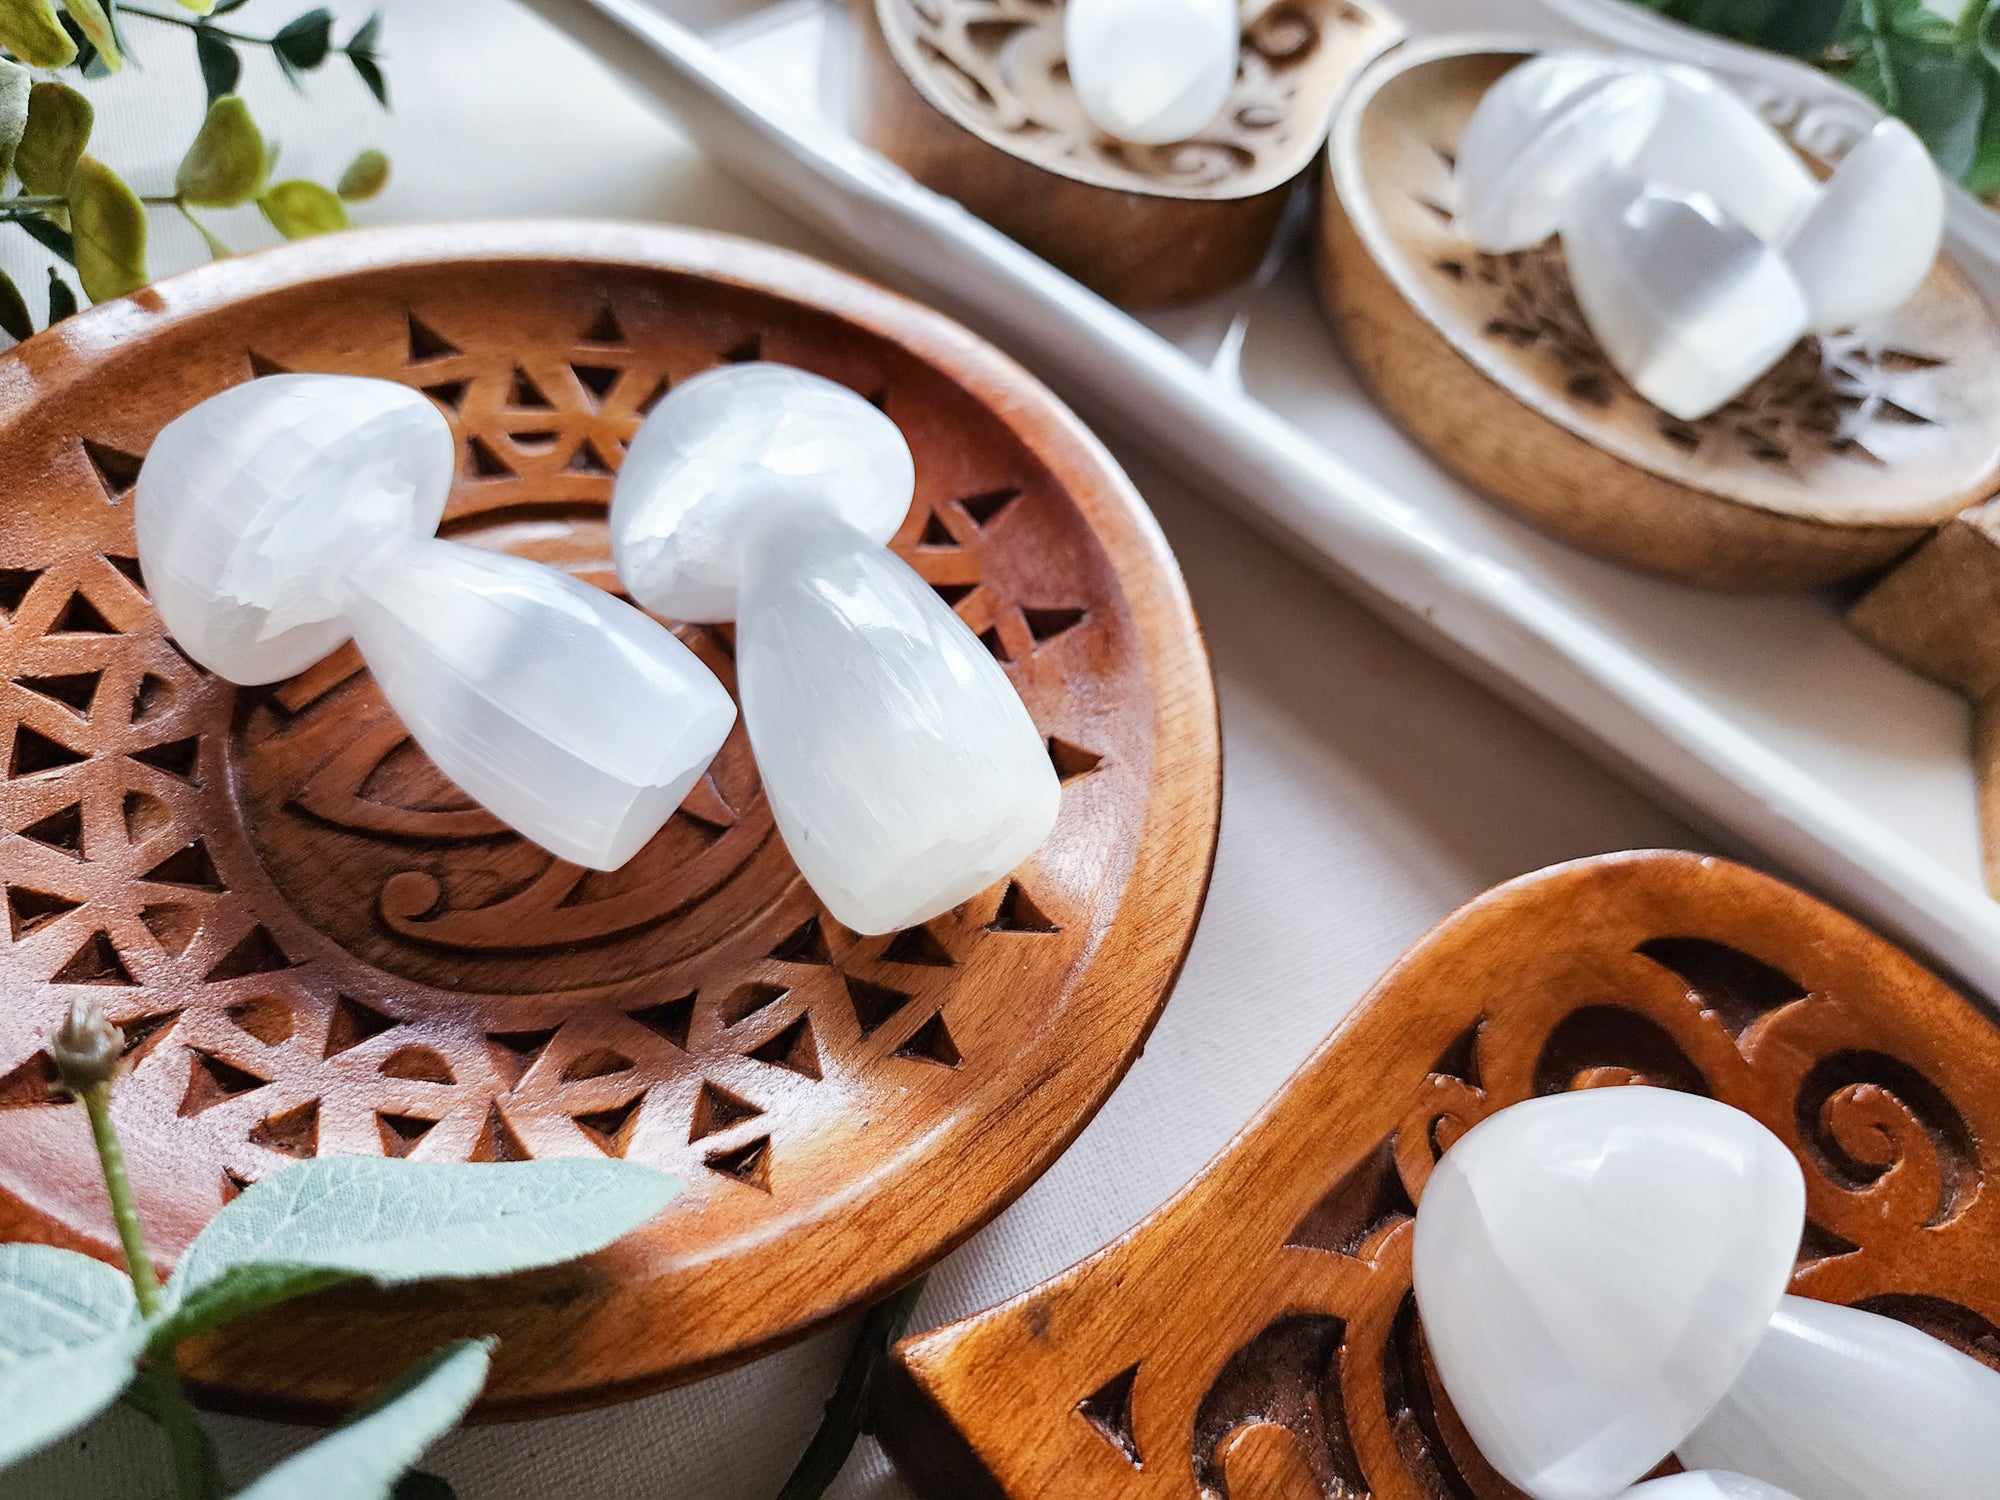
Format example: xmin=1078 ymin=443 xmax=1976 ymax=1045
xmin=848 ymin=0 xmax=1404 ymax=307
xmin=1317 ymin=38 xmax=2000 ymax=592
xmin=0 ymin=222 xmax=1219 ymax=1417
xmin=875 ymin=850 xmax=2000 ymax=1498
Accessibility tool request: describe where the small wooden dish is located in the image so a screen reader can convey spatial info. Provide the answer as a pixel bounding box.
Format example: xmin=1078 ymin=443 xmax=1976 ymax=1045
xmin=848 ymin=0 xmax=1404 ymax=308
xmin=0 ymin=223 xmax=1220 ymax=1418
xmin=874 ymin=850 xmax=2000 ymax=1497
xmin=1317 ymin=38 xmax=2000 ymax=592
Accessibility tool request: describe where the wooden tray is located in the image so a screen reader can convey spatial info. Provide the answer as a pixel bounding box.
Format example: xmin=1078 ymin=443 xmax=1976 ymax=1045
xmin=874 ymin=850 xmax=2000 ymax=1497
xmin=0 ymin=222 xmax=1220 ymax=1418
xmin=1317 ymin=37 xmax=2000 ymax=591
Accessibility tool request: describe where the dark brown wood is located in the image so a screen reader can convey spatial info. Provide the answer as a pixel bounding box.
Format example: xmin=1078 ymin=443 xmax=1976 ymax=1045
xmin=849 ymin=0 xmax=1404 ymax=308
xmin=875 ymin=850 xmax=2000 ymax=1497
xmin=1317 ymin=39 xmax=2000 ymax=591
xmin=0 ymin=222 xmax=1221 ymax=1418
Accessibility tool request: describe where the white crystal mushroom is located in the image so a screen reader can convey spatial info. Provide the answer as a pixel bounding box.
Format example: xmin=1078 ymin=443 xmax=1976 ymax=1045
xmin=137 ymin=373 xmax=737 ymax=871
xmin=1678 ymin=1294 xmax=2000 ymax=1500
xmin=1618 ymin=1474 xmax=1800 ymax=1500
xmin=611 ymin=362 xmax=1061 ymax=935
xmin=1063 ymin=0 xmax=1238 ymax=146
xmin=1411 ymin=1088 xmax=1806 ymax=1500
xmin=1559 ymin=170 xmax=1810 ymax=423
xmin=1453 ymin=51 xmax=1944 ymax=418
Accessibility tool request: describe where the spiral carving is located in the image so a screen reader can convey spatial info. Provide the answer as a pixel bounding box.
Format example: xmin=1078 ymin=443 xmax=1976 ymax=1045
xmin=1796 ymin=1050 xmax=1978 ymax=1229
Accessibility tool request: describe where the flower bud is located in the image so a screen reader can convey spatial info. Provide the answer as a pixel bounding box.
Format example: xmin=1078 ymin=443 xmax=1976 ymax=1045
xmin=50 ymin=996 xmax=122 ymax=1093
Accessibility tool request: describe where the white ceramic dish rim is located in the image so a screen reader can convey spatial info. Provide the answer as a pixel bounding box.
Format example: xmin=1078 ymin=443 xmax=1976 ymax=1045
xmin=523 ymin=0 xmax=2000 ymax=1006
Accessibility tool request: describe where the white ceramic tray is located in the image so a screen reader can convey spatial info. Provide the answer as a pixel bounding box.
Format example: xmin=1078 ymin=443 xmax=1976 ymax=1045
xmin=524 ymin=0 xmax=2000 ymax=1002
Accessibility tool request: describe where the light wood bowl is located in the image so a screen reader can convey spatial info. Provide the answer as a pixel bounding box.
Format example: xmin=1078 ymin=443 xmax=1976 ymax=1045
xmin=1317 ymin=38 xmax=2000 ymax=592
xmin=848 ymin=0 xmax=1404 ymax=308
xmin=874 ymin=850 xmax=2000 ymax=1497
xmin=0 ymin=222 xmax=1220 ymax=1418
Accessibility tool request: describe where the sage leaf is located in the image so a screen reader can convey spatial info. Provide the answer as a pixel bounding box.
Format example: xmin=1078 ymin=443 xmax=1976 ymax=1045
xmin=0 ymin=59 xmax=28 ymax=186
xmin=234 ymin=1339 xmax=490 ymax=1500
xmin=67 ymin=154 xmax=148 ymax=303
xmin=177 ymin=95 xmax=265 ymax=208
xmin=257 ymin=176 xmax=348 ymax=238
xmin=59 ymin=0 xmax=121 ymax=73
xmin=337 ymin=147 xmax=388 ymax=202
xmin=46 ymin=267 xmax=76 ymax=323
xmin=0 ymin=0 xmax=78 ymax=68
xmin=194 ymin=25 xmax=241 ymax=105
xmin=155 ymin=1157 xmax=682 ymax=1346
xmin=0 ymin=1244 xmax=144 ymax=1467
xmin=16 ymin=81 xmax=93 ymax=196
xmin=0 ymin=268 xmax=31 ymax=341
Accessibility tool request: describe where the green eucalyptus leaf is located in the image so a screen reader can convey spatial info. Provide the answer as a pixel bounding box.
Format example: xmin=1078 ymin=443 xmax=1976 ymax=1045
xmin=16 ymin=81 xmax=92 ymax=196
xmin=1968 ymin=68 xmax=2000 ymax=196
xmin=0 ymin=1244 xmax=144 ymax=1467
xmin=235 ymin=1340 xmax=490 ymax=1500
xmin=154 ymin=1157 xmax=682 ymax=1346
xmin=18 ymin=209 xmax=76 ymax=264
xmin=67 ymin=153 xmax=148 ymax=302
xmin=337 ymin=147 xmax=388 ymax=201
xmin=256 ymin=176 xmax=347 ymax=238
xmin=0 ymin=0 xmax=78 ymax=68
xmin=1881 ymin=34 xmax=1988 ymax=179
xmin=350 ymin=48 xmax=387 ymax=107
xmin=176 ymin=94 xmax=264 ymax=208
xmin=348 ymin=10 xmax=380 ymax=55
xmin=0 ymin=267 xmax=31 ymax=341
xmin=0 ymin=57 xmax=29 ymax=187
xmin=45 ymin=266 xmax=76 ymax=322
xmin=272 ymin=6 xmax=333 ymax=70
xmin=194 ymin=25 xmax=240 ymax=105
xmin=59 ymin=0 xmax=120 ymax=73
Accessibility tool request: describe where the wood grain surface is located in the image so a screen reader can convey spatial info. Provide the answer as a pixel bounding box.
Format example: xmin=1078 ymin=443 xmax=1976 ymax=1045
xmin=874 ymin=850 xmax=2000 ymax=1497
xmin=0 ymin=222 xmax=1220 ymax=1418
xmin=1317 ymin=39 xmax=2000 ymax=591
xmin=849 ymin=0 xmax=1403 ymax=307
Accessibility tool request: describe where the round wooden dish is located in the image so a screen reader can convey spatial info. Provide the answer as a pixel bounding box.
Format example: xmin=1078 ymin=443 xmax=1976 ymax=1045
xmin=848 ymin=0 xmax=1404 ymax=308
xmin=1317 ymin=37 xmax=2000 ymax=592
xmin=0 ymin=223 xmax=1220 ymax=1418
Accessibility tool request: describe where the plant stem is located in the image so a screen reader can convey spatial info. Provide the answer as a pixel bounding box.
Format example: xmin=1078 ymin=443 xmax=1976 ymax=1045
xmin=79 ymin=1082 xmax=215 ymax=1500
xmin=774 ymin=1275 xmax=928 ymax=1500
xmin=118 ymin=6 xmax=267 ymax=45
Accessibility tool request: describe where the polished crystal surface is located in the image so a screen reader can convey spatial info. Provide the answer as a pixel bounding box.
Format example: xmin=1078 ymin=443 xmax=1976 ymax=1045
xmin=737 ymin=510 xmax=1059 ymax=934
xmin=1620 ymin=1474 xmax=1799 ymax=1500
xmin=137 ymin=374 xmax=736 ymax=871
xmin=1560 ymin=170 xmax=1809 ymax=422
xmin=1063 ymin=0 xmax=1237 ymax=145
xmin=1678 ymin=1294 xmax=2000 ymax=1500
xmin=1455 ymin=52 xmax=1941 ymax=418
xmin=1412 ymin=1088 xmax=1806 ymax=1500
xmin=612 ymin=363 xmax=915 ymax=623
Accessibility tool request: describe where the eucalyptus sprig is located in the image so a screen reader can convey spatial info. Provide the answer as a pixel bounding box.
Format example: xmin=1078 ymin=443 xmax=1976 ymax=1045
xmin=0 ymin=1 xmax=391 ymax=337
xmin=1635 ymin=0 xmax=2000 ymax=196
xmin=0 ymin=995 xmax=685 ymax=1499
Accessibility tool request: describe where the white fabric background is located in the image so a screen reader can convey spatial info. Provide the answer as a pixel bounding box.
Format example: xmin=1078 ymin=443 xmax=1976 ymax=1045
xmin=2 ymin=2 xmax=1701 ymax=1494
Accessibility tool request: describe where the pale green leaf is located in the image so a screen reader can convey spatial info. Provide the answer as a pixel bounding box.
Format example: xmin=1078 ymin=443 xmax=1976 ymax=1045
xmin=176 ymin=95 xmax=265 ymax=209
xmin=0 ymin=0 xmax=77 ymax=68
xmin=67 ymin=154 xmax=148 ymax=303
xmin=177 ymin=0 xmax=215 ymax=11
xmin=16 ymin=81 xmax=93 ymax=197
xmin=336 ymin=147 xmax=388 ymax=202
xmin=0 ymin=59 xmax=28 ymax=187
xmin=155 ymin=1157 xmax=682 ymax=1345
xmin=256 ymin=177 xmax=347 ymax=239
xmin=0 ymin=1244 xmax=143 ymax=1467
xmin=235 ymin=1340 xmax=489 ymax=1500
xmin=59 ymin=0 xmax=121 ymax=73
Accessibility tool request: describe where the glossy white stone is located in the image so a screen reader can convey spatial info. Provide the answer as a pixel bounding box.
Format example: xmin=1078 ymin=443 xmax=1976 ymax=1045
xmin=612 ymin=363 xmax=915 ymax=623
xmin=736 ymin=510 xmax=1060 ymax=933
xmin=137 ymin=374 xmax=736 ymax=871
xmin=1063 ymin=0 xmax=1238 ymax=146
xmin=1618 ymin=1474 xmax=1799 ymax=1500
xmin=1678 ymin=1294 xmax=2000 ymax=1500
xmin=1559 ymin=170 xmax=1809 ymax=422
xmin=1455 ymin=54 xmax=1665 ymax=253
xmin=1781 ymin=118 xmax=1945 ymax=334
xmin=1628 ymin=64 xmax=1817 ymax=245
xmin=1412 ymin=1088 xmax=1806 ymax=1500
